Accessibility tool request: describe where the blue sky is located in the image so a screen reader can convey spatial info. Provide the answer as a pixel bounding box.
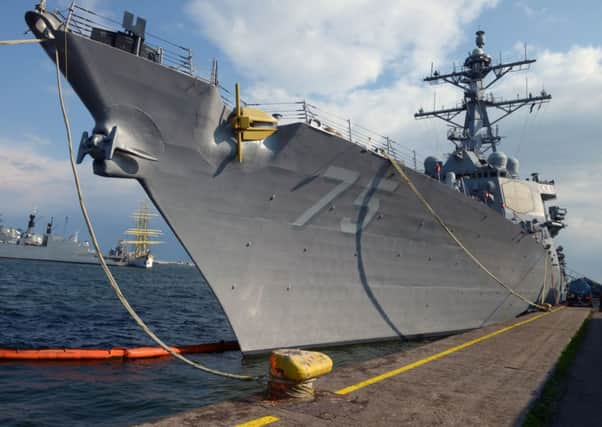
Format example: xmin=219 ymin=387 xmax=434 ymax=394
xmin=1 ymin=0 xmax=601 ymax=279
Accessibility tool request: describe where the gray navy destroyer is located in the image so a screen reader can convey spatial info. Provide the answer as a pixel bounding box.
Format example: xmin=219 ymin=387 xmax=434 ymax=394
xmin=0 ymin=211 xmax=101 ymax=264
xmin=0 ymin=210 xmax=129 ymax=266
xmin=24 ymin=2 xmax=568 ymax=354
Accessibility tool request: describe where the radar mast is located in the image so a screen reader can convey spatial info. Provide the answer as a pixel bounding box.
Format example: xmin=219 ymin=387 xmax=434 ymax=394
xmin=415 ymin=31 xmax=551 ymax=157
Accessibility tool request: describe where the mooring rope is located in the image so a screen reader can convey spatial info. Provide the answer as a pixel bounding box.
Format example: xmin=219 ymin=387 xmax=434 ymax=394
xmin=4 ymin=34 xmax=551 ymax=381
xmin=1 ymin=33 xmax=257 ymax=380
xmin=386 ymin=155 xmax=551 ymax=312
xmin=1 ymin=34 xmax=258 ymax=379
xmin=51 ymin=44 xmax=258 ymax=381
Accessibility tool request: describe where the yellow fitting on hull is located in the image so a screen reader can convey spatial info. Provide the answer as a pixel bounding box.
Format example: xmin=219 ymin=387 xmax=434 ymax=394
xmin=230 ymin=83 xmax=278 ymax=163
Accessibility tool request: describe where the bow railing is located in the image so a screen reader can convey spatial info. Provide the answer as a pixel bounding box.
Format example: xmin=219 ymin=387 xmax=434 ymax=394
xmin=61 ymin=3 xmax=196 ymax=76
xmin=58 ymin=2 xmax=424 ymax=171
xmin=243 ymin=100 xmax=424 ymax=170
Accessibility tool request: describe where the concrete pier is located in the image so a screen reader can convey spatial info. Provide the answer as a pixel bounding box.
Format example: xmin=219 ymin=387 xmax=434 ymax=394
xmin=138 ymin=307 xmax=589 ymax=427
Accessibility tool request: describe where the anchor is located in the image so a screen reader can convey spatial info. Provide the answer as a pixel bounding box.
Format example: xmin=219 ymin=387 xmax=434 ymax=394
xmin=77 ymin=126 xmax=158 ymax=163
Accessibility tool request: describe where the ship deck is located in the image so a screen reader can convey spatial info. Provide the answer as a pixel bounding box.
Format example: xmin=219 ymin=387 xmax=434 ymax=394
xmin=136 ymin=306 xmax=590 ymax=426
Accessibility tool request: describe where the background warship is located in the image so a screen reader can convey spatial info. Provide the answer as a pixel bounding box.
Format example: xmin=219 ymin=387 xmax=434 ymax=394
xmin=0 ymin=210 xmax=125 ymax=265
xmin=24 ymin=2 xmax=567 ymax=354
xmin=0 ymin=204 xmax=161 ymax=268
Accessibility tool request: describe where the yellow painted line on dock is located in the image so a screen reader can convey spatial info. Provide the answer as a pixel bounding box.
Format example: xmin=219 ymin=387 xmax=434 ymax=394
xmin=234 ymin=415 xmax=280 ymax=427
xmin=230 ymin=307 xmax=564 ymax=426
xmin=335 ymin=306 xmax=565 ymax=395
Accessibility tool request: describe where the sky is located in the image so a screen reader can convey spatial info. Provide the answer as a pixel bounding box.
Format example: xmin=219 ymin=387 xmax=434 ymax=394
xmin=0 ymin=0 xmax=600 ymax=279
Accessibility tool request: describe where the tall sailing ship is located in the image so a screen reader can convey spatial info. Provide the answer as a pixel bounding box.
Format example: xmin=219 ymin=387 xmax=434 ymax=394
xmin=124 ymin=202 xmax=162 ymax=268
xmin=23 ymin=2 xmax=567 ymax=354
xmin=105 ymin=203 xmax=162 ymax=269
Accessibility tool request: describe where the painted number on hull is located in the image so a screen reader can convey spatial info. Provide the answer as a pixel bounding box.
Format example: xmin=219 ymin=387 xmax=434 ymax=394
xmin=340 ymin=177 xmax=399 ymax=234
xmin=292 ymin=166 xmax=359 ymax=227
xmin=292 ymin=166 xmax=399 ymax=233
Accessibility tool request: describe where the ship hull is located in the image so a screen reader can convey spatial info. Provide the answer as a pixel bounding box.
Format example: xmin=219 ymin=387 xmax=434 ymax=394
xmin=140 ymin=127 xmax=557 ymax=353
xmin=127 ymin=256 xmax=153 ymax=269
xmin=0 ymin=238 xmax=123 ymax=266
xmin=27 ymin=19 xmax=561 ymax=354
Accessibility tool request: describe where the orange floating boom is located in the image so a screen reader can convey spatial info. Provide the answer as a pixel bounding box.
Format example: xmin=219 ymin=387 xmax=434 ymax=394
xmin=0 ymin=341 xmax=239 ymax=361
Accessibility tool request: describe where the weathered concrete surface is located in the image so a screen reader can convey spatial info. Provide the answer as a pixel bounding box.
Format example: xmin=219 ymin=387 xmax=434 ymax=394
xmin=552 ymin=310 xmax=601 ymax=427
xmin=137 ymin=307 xmax=589 ymax=427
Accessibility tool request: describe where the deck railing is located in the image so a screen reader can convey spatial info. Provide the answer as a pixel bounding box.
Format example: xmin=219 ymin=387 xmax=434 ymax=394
xmin=243 ymin=100 xmax=424 ymax=170
xmin=59 ymin=2 xmax=424 ymax=171
xmin=61 ymin=3 xmax=196 ymax=77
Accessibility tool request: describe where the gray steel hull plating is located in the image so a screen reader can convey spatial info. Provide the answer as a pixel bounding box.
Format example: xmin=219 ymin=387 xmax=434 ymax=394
xmin=28 ymin=24 xmax=560 ymax=354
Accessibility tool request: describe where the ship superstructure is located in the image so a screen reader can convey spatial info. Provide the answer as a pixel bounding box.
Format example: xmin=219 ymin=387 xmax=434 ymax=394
xmin=414 ymin=30 xmax=568 ymax=300
xmin=23 ymin=2 xmax=566 ymax=354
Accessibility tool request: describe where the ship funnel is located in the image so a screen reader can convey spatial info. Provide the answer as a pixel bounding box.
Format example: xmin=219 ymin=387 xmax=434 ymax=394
xmin=476 ymin=31 xmax=485 ymax=48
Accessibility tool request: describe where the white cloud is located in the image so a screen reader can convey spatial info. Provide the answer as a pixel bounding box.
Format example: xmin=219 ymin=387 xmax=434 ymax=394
xmin=515 ymin=1 xmax=546 ymax=18
xmin=514 ymin=1 xmax=560 ymax=24
xmin=549 ymin=164 xmax=602 ymax=278
xmin=185 ymin=1 xmax=601 ymax=277
xmin=0 ymin=136 xmax=138 ymax=217
xmin=23 ymin=133 xmax=52 ymax=146
xmin=53 ymin=0 xmax=115 ymax=22
xmin=554 ymin=166 xmax=602 ymax=253
xmin=538 ymin=47 xmax=602 ymax=113
xmin=492 ymin=45 xmax=602 ymax=178
xmin=55 ymin=0 xmax=102 ymax=11
xmin=15 ymin=1 xmax=600 ymax=273
xmin=0 ymin=135 xmax=190 ymax=260
xmin=184 ymin=0 xmax=502 ymax=159
xmin=186 ymin=0 xmax=499 ymax=96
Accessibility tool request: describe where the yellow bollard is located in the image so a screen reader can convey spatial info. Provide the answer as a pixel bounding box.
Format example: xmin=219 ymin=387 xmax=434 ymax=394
xmin=267 ymin=349 xmax=333 ymax=400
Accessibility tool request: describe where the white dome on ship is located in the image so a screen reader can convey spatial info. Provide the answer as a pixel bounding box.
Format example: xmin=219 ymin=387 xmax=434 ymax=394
xmin=488 ymin=151 xmax=508 ymax=170
xmin=506 ymin=157 xmax=520 ymax=177
xmin=472 ymin=47 xmax=484 ymax=56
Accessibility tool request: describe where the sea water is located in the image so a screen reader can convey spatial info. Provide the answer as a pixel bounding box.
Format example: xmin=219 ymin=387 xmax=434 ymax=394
xmin=0 ymin=259 xmax=410 ymax=426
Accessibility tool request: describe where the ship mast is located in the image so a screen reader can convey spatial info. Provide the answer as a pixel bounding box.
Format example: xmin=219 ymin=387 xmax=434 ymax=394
xmin=124 ymin=202 xmax=162 ymax=257
xmin=415 ymin=31 xmax=551 ymax=157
